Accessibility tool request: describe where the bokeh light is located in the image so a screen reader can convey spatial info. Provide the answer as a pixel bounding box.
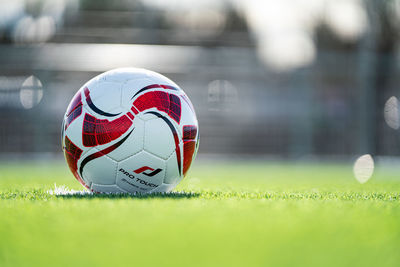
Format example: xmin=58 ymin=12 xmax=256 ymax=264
xmin=19 ymin=75 xmax=43 ymax=109
xmin=325 ymin=0 xmax=367 ymax=41
xmin=384 ymin=96 xmax=400 ymax=130
xmin=353 ymin=154 xmax=374 ymax=184
xmin=207 ymin=80 xmax=238 ymax=112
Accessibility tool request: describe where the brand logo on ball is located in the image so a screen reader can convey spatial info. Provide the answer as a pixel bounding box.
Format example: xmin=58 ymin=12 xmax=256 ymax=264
xmin=133 ymin=166 xmax=162 ymax=177
xmin=119 ymin=168 xmax=158 ymax=188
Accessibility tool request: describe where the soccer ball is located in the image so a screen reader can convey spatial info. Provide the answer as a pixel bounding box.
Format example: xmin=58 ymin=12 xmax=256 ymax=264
xmin=61 ymin=68 xmax=199 ymax=193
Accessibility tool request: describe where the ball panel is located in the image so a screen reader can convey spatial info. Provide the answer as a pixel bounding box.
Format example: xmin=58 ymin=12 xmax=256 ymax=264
xmin=62 ymin=135 xmax=89 ymax=189
xmin=120 ymin=78 xmax=153 ymax=109
xmin=84 ymin=82 xmax=122 ymax=115
xmin=183 ymin=141 xmax=196 ymax=177
xmin=178 ymin=94 xmax=199 ymax=136
xmin=65 ymin=89 xmax=83 ymax=116
xmin=116 ymin=151 xmax=166 ymax=193
xmin=164 ymin=153 xmax=180 ymax=184
xmin=80 ymin=149 xmax=118 ymax=185
xmin=148 ymin=183 xmax=177 ymax=193
xmin=182 ymin=125 xmax=199 ymax=177
xmin=64 ymin=89 xmax=83 ymax=130
xmin=138 ymin=113 xmax=159 ymax=121
xmin=81 ymin=112 xmax=133 ymax=147
xmin=144 ymin=118 xmax=176 ymax=160
xmin=133 ymin=91 xmax=182 ymax=125
xmin=178 ymin=94 xmax=199 ymax=177
xmin=91 ymin=183 xmax=127 ymax=194
xmin=106 ymin=118 xmax=145 ymax=162
xmin=63 ymin=106 xmax=91 ymax=153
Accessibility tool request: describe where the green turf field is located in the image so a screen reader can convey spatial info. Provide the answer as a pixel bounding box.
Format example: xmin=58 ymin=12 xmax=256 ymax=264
xmin=0 ymin=160 xmax=399 ymax=266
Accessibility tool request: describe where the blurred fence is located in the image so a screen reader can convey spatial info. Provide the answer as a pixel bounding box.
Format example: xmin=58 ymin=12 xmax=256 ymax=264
xmin=0 ymin=0 xmax=400 ymax=159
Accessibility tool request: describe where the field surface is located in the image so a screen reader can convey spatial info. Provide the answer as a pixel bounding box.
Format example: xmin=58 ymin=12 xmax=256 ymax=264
xmin=0 ymin=160 xmax=400 ymax=266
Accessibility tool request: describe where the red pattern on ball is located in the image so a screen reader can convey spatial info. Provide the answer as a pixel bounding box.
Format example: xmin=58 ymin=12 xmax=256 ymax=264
xmin=133 ymin=91 xmax=181 ymax=124
xmin=82 ymin=113 xmax=133 ymax=147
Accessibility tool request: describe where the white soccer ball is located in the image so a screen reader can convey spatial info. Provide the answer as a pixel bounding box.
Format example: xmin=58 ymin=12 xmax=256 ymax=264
xmin=61 ymin=68 xmax=199 ymax=193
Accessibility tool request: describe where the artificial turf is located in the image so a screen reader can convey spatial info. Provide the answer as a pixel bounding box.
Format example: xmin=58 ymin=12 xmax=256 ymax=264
xmin=0 ymin=160 xmax=399 ymax=266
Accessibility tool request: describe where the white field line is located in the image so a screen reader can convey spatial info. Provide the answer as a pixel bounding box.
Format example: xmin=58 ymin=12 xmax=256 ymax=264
xmin=47 ymin=184 xmax=92 ymax=196
xmin=47 ymin=184 xmax=194 ymax=196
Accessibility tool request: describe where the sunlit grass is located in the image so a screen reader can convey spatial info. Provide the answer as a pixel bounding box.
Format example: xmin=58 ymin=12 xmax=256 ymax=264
xmin=0 ymin=160 xmax=399 ymax=267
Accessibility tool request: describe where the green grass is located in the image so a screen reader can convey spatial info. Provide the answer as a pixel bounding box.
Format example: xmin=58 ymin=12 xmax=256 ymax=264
xmin=0 ymin=160 xmax=400 ymax=267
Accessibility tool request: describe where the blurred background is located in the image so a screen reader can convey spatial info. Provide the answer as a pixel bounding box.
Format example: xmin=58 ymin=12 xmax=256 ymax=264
xmin=0 ymin=0 xmax=400 ymax=161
